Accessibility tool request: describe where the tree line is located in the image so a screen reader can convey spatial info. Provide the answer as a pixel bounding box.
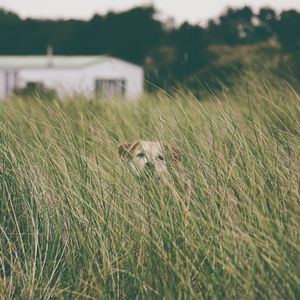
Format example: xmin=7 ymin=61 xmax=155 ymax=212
xmin=1 ymin=6 xmax=300 ymax=88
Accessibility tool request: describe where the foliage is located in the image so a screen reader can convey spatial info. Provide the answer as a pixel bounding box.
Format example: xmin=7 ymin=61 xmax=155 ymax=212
xmin=0 ymin=71 xmax=299 ymax=299
xmin=1 ymin=6 xmax=300 ymax=88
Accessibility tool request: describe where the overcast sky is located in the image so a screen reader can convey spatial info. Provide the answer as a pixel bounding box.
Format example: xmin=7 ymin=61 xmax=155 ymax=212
xmin=1 ymin=0 xmax=300 ymax=24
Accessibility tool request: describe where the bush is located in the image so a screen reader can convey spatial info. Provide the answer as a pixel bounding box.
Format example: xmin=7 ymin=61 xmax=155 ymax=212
xmin=14 ymin=82 xmax=57 ymax=101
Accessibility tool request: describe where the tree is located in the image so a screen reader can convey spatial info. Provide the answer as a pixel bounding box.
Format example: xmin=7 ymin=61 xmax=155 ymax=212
xmin=275 ymin=10 xmax=300 ymax=52
xmin=254 ymin=8 xmax=277 ymax=41
xmin=168 ymin=22 xmax=208 ymax=77
xmin=207 ymin=6 xmax=255 ymax=45
xmin=99 ymin=6 xmax=163 ymax=63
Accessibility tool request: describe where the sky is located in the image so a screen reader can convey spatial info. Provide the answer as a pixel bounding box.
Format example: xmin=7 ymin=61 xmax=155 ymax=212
xmin=1 ymin=0 xmax=300 ymax=24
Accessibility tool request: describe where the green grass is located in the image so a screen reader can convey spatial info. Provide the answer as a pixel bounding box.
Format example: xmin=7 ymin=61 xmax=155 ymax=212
xmin=0 ymin=72 xmax=299 ymax=299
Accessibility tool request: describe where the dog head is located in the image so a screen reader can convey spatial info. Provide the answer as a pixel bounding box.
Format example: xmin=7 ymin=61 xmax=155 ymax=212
xmin=118 ymin=140 xmax=180 ymax=177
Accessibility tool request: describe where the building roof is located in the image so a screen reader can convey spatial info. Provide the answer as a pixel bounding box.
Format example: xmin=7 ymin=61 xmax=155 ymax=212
xmin=0 ymin=55 xmax=113 ymax=69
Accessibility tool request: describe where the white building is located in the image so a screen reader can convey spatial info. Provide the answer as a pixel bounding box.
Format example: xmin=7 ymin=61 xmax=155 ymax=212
xmin=0 ymin=55 xmax=144 ymax=100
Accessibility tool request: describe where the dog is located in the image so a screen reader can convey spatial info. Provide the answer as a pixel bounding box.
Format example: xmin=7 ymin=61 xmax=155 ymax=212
xmin=118 ymin=140 xmax=180 ymax=178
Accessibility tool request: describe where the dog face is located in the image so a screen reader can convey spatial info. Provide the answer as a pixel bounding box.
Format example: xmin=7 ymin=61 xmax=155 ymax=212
xmin=119 ymin=140 xmax=180 ymax=177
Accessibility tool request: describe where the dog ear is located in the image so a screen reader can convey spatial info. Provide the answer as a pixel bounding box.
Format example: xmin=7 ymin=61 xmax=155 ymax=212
xmin=118 ymin=141 xmax=140 ymax=158
xmin=164 ymin=144 xmax=181 ymax=161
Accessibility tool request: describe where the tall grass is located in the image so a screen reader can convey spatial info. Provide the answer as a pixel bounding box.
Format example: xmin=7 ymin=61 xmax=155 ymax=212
xmin=0 ymin=72 xmax=299 ymax=299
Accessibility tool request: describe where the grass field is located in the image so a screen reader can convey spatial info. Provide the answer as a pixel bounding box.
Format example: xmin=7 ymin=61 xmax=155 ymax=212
xmin=0 ymin=72 xmax=300 ymax=299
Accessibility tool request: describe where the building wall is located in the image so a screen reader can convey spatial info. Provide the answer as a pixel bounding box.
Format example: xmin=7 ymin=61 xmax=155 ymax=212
xmin=18 ymin=68 xmax=84 ymax=98
xmin=83 ymin=58 xmax=144 ymax=99
xmin=0 ymin=71 xmax=5 ymax=99
xmin=9 ymin=58 xmax=144 ymax=100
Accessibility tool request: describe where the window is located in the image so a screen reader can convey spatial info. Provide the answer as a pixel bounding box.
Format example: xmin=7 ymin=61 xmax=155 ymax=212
xmin=95 ymin=79 xmax=126 ymax=97
xmin=4 ymin=70 xmax=18 ymax=97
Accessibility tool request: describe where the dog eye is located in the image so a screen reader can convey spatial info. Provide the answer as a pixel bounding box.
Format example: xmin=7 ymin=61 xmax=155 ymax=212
xmin=137 ymin=152 xmax=145 ymax=158
xmin=158 ymin=155 xmax=164 ymax=161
